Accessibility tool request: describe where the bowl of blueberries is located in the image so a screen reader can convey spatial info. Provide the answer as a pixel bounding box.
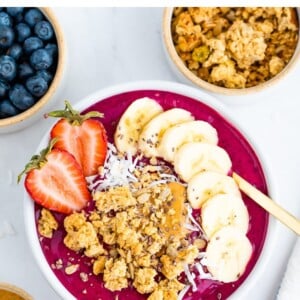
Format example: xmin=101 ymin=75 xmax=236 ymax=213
xmin=0 ymin=7 xmax=65 ymax=133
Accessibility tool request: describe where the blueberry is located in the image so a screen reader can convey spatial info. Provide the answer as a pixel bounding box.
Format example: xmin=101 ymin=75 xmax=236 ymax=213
xmin=0 ymin=99 xmax=20 ymax=118
xmin=6 ymin=7 xmax=24 ymax=17
xmin=37 ymin=70 xmax=53 ymax=84
xmin=15 ymin=22 xmax=31 ymax=42
xmin=30 ymin=48 xmax=53 ymax=70
xmin=9 ymin=84 xmax=35 ymax=110
xmin=0 ymin=80 xmax=9 ymax=98
xmin=45 ymin=43 xmax=58 ymax=57
xmin=0 ymin=12 xmax=13 ymax=27
xmin=0 ymin=25 xmax=15 ymax=48
xmin=26 ymin=75 xmax=48 ymax=97
xmin=0 ymin=55 xmax=17 ymax=81
xmin=18 ymin=62 xmax=34 ymax=79
xmin=14 ymin=12 xmax=23 ymax=23
xmin=7 ymin=44 xmax=23 ymax=61
xmin=23 ymin=36 xmax=43 ymax=54
xmin=24 ymin=8 xmax=43 ymax=27
xmin=34 ymin=20 xmax=53 ymax=41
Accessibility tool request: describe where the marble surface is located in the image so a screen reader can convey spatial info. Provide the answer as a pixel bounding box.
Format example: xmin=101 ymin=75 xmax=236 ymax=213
xmin=0 ymin=7 xmax=300 ymax=300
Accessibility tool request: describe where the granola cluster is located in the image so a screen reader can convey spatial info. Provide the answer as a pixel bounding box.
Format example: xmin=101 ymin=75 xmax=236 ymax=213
xmin=38 ymin=208 xmax=58 ymax=238
xmin=171 ymin=7 xmax=299 ymax=88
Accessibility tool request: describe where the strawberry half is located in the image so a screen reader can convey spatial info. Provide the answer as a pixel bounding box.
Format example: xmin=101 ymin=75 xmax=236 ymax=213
xmin=18 ymin=139 xmax=90 ymax=214
xmin=46 ymin=101 xmax=107 ymax=177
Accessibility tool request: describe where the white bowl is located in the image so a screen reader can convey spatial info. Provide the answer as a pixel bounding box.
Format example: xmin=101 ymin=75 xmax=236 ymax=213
xmin=23 ymin=80 xmax=276 ymax=300
xmin=162 ymin=8 xmax=300 ymax=96
xmin=0 ymin=8 xmax=66 ymax=134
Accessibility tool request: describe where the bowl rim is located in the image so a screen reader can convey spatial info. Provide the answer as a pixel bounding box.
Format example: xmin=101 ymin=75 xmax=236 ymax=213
xmin=0 ymin=282 xmax=33 ymax=300
xmin=23 ymin=80 xmax=277 ymax=300
xmin=162 ymin=7 xmax=300 ymax=95
xmin=0 ymin=7 xmax=66 ymax=129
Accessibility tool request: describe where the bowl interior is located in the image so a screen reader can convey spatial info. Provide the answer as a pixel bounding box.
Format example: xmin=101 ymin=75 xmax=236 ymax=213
xmin=23 ymin=81 xmax=271 ymax=300
xmin=0 ymin=7 xmax=66 ymax=130
xmin=162 ymin=8 xmax=300 ymax=95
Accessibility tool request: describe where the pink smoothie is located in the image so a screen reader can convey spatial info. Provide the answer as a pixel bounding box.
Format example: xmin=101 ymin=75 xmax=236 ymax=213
xmin=35 ymin=90 xmax=268 ymax=300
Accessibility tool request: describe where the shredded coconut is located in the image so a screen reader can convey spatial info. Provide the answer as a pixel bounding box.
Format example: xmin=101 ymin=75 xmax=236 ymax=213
xmin=89 ymin=143 xmax=180 ymax=193
xmin=186 ymin=204 xmax=206 ymax=239
xmin=178 ymin=284 xmax=191 ymax=300
xmin=184 ymin=223 xmax=200 ymax=232
xmin=85 ymin=174 xmax=98 ymax=185
xmin=184 ymin=264 xmax=197 ymax=292
xmin=160 ymin=173 xmax=179 ymax=181
xmin=195 ymin=262 xmax=214 ymax=280
xmin=88 ymin=143 xmax=139 ymax=191
xmin=200 ymin=256 xmax=208 ymax=266
xmin=197 ymin=252 xmax=207 ymax=259
xmin=148 ymin=179 xmax=170 ymax=188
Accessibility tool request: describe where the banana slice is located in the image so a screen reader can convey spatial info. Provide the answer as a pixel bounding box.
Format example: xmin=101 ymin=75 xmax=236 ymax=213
xmin=114 ymin=97 xmax=163 ymax=155
xmin=174 ymin=143 xmax=232 ymax=182
xmin=138 ymin=108 xmax=194 ymax=158
xmin=201 ymin=194 xmax=249 ymax=239
xmin=187 ymin=171 xmax=241 ymax=209
xmin=205 ymin=226 xmax=252 ymax=283
xmin=158 ymin=120 xmax=218 ymax=162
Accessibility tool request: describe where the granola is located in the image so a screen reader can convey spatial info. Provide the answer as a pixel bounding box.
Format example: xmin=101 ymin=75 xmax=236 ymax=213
xmin=63 ymin=212 xmax=106 ymax=257
xmin=59 ymin=156 xmax=205 ymax=298
xmin=38 ymin=208 xmax=58 ymax=238
xmin=171 ymin=7 xmax=299 ymax=88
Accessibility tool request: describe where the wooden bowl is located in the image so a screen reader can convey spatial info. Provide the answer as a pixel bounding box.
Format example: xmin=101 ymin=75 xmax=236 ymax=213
xmin=0 ymin=7 xmax=66 ymax=133
xmin=0 ymin=282 xmax=33 ymax=300
xmin=162 ymin=7 xmax=300 ymax=96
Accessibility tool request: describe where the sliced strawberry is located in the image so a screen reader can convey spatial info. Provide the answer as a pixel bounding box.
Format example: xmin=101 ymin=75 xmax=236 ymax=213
xmin=18 ymin=140 xmax=90 ymax=214
xmin=46 ymin=101 xmax=107 ymax=177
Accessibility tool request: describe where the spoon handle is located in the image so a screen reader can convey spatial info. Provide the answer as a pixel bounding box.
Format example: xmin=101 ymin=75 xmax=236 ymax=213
xmin=232 ymin=172 xmax=300 ymax=235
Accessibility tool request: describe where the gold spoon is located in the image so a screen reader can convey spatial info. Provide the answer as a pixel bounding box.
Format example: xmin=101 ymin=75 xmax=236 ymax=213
xmin=232 ymin=172 xmax=300 ymax=235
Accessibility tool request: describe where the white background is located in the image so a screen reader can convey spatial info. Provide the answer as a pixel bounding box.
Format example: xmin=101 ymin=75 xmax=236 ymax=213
xmin=0 ymin=7 xmax=300 ymax=299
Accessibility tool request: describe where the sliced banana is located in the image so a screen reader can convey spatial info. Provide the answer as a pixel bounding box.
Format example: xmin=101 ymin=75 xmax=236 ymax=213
xmin=201 ymin=194 xmax=249 ymax=239
xmin=114 ymin=97 xmax=163 ymax=155
xmin=205 ymin=226 xmax=252 ymax=283
xmin=187 ymin=171 xmax=241 ymax=209
xmin=174 ymin=142 xmax=232 ymax=182
xmin=138 ymin=108 xmax=194 ymax=158
xmin=158 ymin=120 xmax=218 ymax=163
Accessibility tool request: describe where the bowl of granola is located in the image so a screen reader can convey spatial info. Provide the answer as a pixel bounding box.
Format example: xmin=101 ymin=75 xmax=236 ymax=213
xmin=163 ymin=7 xmax=300 ymax=94
xmin=22 ymin=81 xmax=275 ymax=300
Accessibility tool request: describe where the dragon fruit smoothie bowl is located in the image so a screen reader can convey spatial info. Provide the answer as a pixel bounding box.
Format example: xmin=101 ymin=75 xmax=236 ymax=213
xmin=22 ymin=81 xmax=276 ymax=300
